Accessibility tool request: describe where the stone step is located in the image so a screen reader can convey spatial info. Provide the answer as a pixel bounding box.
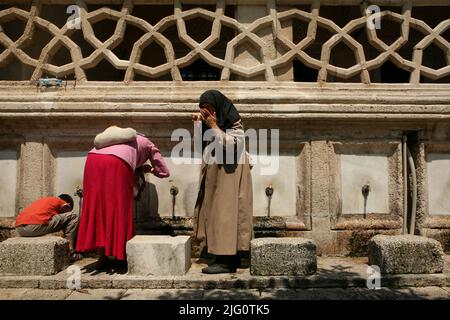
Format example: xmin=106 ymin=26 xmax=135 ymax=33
xmin=0 ymin=236 xmax=69 ymax=276
xmin=368 ymin=235 xmax=445 ymax=274
xmin=250 ymin=237 xmax=317 ymax=276
xmin=126 ymin=235 xmax=191 ymax=276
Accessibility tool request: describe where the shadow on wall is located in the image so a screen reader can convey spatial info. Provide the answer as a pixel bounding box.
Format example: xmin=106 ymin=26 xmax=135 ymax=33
xmin=347 ymin=230 xmax=398 ymax=257
xmin=134 ymin=182 xmax=193 ymax=236
xmin=134 ymin=182 xmax=162 ymax=229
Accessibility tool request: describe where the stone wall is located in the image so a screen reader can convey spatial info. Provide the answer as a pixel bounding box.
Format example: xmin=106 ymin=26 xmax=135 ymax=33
xmin=0 ymin=83 xmax=449 ymax=255
xmin=0 ymin=0 xmax=449 ymax=255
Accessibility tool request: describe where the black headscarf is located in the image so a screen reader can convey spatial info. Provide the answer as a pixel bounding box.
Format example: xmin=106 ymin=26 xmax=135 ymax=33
xmin=199 ymin=90 xmax=241 ymax=131
xmin=198 ymin=90 xmax=243 ymax=167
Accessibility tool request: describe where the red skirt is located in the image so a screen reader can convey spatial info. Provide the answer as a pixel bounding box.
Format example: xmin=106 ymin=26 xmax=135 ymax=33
xmin=76 ymin=153 xmax=134 ymax=260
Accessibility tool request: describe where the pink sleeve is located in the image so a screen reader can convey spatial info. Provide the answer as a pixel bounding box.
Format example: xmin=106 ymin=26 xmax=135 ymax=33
xmin=148 ymin=141 xmax=170 ymax=178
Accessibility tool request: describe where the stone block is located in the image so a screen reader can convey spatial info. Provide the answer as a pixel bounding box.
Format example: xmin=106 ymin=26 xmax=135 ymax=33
xmin=250 ymin=237 xmax=317 ymax=276
xmin=368 ymin=235 xmax=445 ymax=274
xmin=126 ymin=235 xmax=191 ymax=276
xmin=0 ymin=236 xmax=69 ymax=275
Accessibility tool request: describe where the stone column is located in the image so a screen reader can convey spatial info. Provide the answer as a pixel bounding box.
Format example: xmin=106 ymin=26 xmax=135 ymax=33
xmin=19 ymin=138 xmax=44 ymax=212
xmin=310 ymin=140 xmax=334 ymax=255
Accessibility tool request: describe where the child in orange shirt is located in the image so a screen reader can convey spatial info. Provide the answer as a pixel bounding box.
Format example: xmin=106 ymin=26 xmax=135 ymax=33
xmin=15 ymin=194 xmax=81 ymax=260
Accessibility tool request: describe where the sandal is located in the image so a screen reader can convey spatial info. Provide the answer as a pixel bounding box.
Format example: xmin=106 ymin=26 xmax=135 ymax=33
xmin=70 ymin=251 xmax=84 ymax=262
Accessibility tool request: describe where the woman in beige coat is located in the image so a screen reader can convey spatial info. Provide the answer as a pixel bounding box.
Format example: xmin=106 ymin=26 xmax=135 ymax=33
xmin=193 ymin=90 xmax=253 ymax=274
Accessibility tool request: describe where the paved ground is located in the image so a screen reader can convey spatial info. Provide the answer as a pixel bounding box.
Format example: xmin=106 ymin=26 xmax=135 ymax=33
xmin=1 ymin=256 xmax=450 ymax=299
xmin=0 ymin=286 xmax=449 ymax=300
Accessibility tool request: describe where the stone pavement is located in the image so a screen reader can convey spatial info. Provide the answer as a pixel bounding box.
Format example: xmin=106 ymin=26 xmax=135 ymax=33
xmin=0 ymin=255 xmax=449 ymax=300
xmin=0 ymin=286 xmax=449 ymax=300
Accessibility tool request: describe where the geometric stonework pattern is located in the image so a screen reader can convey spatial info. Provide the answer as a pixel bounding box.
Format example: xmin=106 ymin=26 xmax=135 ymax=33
xmin=0 ymin=0 xmax=449 ymax=83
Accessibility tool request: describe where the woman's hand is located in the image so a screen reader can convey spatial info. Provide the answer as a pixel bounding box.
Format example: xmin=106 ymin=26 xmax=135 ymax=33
xmin=200 ymin=108 xmax=218 ymax=129
xmin=142 ymin=164 xmax=153 ymax=174
xmin=192 ymin=113 xmax=201 ymax=122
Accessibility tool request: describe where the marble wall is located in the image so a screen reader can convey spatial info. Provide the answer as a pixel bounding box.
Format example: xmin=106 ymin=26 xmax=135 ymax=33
xmin=0 ymin=150 xmax=17 ymax=218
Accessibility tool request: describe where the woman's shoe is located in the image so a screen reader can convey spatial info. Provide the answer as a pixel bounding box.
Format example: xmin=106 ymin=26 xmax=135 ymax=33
xmin=202 ymin=263 xmax=236 ymax=274
xmin=201 ymin=255 xmax=237 ymax=274
xmin=70 ymin=252 xmax=83 ymax=262
xmin=95 ymin=255 xmax=112 ymax=271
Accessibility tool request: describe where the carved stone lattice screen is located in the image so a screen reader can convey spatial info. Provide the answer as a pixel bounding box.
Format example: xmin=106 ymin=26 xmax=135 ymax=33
xmin=0 ymin=0 xmax=449 ymax=83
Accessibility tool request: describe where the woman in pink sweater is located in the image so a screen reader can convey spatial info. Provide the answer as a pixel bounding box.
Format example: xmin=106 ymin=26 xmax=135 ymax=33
xmin=76 ymin=133 xmax=170 ymax=269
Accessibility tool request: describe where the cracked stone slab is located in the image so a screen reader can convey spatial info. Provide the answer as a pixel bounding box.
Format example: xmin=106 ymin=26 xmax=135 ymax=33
xmin=66 ymin=289 xmax=127 ymax=300
xmin=368 ymin=235 xmax=445 ymax=274
xmin=120 ymin=289 xmax=204 ymax=300
xmin=203 ymin=289 xmax=261 ymax=300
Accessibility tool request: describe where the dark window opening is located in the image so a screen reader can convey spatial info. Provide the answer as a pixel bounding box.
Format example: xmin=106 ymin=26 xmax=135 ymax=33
xmin=92 ymin=18 xmax=117 ymax=43
xmin=224 ymin=5 xmax=236 ymax=19
xmin=161 ymin=24 xmax=193 ymax=60
xmin=0 ymin=4 xmax=32 ymax=12
xmin=0 ymin=56 xmax=34 ymax=80
xmin=420 ymin=74 xmax=450 ymax=84
xmin=293 ymin=60 xmax=318 ymax=82
xmin=397 ymin=27 xmax=427 ymax=62
xmin=412 ymin=6 xmax=450 ymax=28
xmin=88 ymin=4 xmax=123 ymax=13
xmin=181 ymin=4 xmax=216 ymax=12
xmin=134 ymin=72 xmax=172 ymax=81
xmin=208 ymin=24 xmax=236 ymax=60
xmin=379 ymin=6 xmax=403 ymax=14
xmin=85 ymin=58 xmax=125 ymax=81
xmin=48 ymin=45 xmax=72 ymax=67
xmin=139 ymin=41 xmax=167 ymax=68
xmin=422 ymin=43 xmax=448 ymax=70
xmin=442 ymin=29 xmax=450 ymax=43
xmin=376 ymin=17 xmax=402 ymax=46
xmin=329 ymin=41 xmax=357 ymax=69
xmin=185 ymin=17 xmax=213 ymax=44
xmin=327 ymin=73 xmax=361 ymax=83
xmin=291 ymin=18 xmax=309 ymax=45
xmin=350 ymin=28 xmax=381 ymax=62
xmin=22 ymin=24 xmax=53 ymax=60
xmin=304 ymin=27 xmax=335 ymax=60
xmin=180 ymin=59 xmax=220 ymax=81
xmin=1 ymin=18 xmax=26 ymax=42
xmin=131 ymin=5 xmax=173 ymax=26
xmin=69 ymin=30 xmax=97 ymax=59
xmin=319 ymin=6 xmax=361 ymax=28
xmin=370 ymin=60 xmax=410 ymax=83
xmin=277 ymin=5 xmax=310 ymax=13
xmin=40 ymin=5 xmax=68 ymax=29
xmin=112 ymin=23 xmax=146 ymax=61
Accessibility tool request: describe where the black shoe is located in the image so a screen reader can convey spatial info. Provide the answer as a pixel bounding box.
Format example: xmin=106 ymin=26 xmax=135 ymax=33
xmin=95 ymin=256 xmax=112 ymax=271
xmin=202 ymin=263 xmax=236 ymax=274
xmin=216 ymin=254 xmax=241 ymax=268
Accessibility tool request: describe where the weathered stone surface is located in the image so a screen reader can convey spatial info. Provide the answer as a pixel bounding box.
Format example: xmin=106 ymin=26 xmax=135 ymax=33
xmin=121 ymin=289 xmax=204 ymax=300
xmin=250 ymin=237 xmax=317 ymax=276
xmin=0 ymin=236 xmax=69 ymax=275
xmin=368 ymin=235 xmax=445 ymax=274
xmin=126 ymin=235 xmax=191 ymax=276
xmin=66 ymin=289 xmax=126 ymax=300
